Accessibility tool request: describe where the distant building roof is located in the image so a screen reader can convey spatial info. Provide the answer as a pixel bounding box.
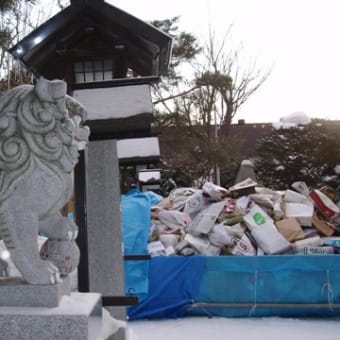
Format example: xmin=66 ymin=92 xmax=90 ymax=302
xmin=155 ymin=119 xmax=340 ymax=160
xmin=228 ymin=121 xmax=273 ymax=159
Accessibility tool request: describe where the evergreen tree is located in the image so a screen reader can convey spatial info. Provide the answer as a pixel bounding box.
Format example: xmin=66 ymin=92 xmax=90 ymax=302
xmin=255 ymin=121 xmax=340 ymax=190
xmin=151 ymin=16 xmax=202 ymax=87
xmin=0 ymin=0 xmax=53 ymax=91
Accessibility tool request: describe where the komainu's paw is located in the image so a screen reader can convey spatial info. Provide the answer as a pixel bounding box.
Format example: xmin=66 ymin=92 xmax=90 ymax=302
xmin=24 ymin=260 xmax=61 ymax=285
xmin=40 ymin=239 xmax=80 ymax=276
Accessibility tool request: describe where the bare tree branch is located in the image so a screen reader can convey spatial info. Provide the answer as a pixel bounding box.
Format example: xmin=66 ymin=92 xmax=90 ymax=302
xmin=153 ymin=20 xmax=272 ymax=185
xmin=153 ymin=84 xmax=200 ymax=105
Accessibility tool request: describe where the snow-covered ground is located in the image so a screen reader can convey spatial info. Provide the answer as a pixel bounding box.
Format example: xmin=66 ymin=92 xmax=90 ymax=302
xmin=126 ymin=316 xmax=340 ymax=340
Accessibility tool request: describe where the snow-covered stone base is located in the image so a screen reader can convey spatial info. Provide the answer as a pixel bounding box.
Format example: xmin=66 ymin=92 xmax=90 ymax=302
xmin=0 ymin=293 xmax=102 ymax=340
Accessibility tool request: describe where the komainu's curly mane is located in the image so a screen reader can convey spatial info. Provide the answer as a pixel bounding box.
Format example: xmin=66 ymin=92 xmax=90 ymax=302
xmin=0 ymin=77 xmax=88 ymax=202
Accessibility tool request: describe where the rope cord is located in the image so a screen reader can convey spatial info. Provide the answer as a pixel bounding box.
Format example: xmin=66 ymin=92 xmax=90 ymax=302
xmin=321 ymin=269 xmax=334 ymax=311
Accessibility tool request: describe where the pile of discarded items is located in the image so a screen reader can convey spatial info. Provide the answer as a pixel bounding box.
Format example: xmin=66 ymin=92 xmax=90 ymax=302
xmin=148 ymin=179 xmax=340 ymax=256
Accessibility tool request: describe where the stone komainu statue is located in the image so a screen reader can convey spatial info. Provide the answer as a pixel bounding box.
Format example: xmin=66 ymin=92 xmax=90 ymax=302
xmin=0 ymin=77 xmax=89 ymax=285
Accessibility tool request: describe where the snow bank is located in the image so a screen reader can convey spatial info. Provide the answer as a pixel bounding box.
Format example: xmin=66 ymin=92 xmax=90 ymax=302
xmin=273 ymin=111 xmax=311 ymax=129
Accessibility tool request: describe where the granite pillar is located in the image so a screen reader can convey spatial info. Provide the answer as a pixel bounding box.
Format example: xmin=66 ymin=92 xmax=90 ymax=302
xmin=86 ymin=140 xmax=126 ymax=329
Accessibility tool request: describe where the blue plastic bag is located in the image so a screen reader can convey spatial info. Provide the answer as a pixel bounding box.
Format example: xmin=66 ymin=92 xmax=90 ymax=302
xmin=121 ymin=189 xmax=162 ymax=301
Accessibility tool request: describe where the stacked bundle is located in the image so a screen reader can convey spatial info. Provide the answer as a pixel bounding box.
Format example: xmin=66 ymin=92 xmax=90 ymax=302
xmin=147 ymin=179 xmax=340 ymax=256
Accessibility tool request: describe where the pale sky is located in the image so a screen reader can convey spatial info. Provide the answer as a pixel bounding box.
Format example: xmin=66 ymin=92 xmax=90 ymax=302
xmin=109 ymin=0 xmax=340 ymax=123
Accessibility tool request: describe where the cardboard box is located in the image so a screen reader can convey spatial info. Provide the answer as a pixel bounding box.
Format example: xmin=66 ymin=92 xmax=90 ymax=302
xmin=310 ymin=189 xmax=340 ymax=220
xmin=275 ymin=217 xmax=305 ymax=242
xmin=284 ymin=202 xmax=314 ymax=226
xmin=229 ymin=178 xmax=257 ymax=197
xmin=312 ymin=213 xmax=335 ymax=236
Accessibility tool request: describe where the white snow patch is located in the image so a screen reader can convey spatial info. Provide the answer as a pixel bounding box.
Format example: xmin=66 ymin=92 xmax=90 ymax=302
xmin=322 ymin=175 xmax=337 ymax=182
xmin=73 ymin=85 xmax=152 ymax=120
xmin=117 ymin=137 xmax=160 ymax=159
xmin=273 ymin=111 xmax=311 ymax=129
xmin=0 ymin=249 xmax=10 ymax=260
xmin=98 ymin=308 xmax=127 ymax=340
xmin=138 ymin=170 xmax=161 ymax=183
xmin=334 ymin=165 xmax=340 ymax=174
xmin=127 ymin=316 xmax=340 ymax=340
xmin=240 ymin=159 xmax=254 ymax=166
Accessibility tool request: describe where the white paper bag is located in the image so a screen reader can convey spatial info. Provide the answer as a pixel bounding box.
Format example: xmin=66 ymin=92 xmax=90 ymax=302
xmin=251 ymin=226 xmax=291 ymax=254
xmin=243 ymin=204 xmax=291 ymax=254
xmin=184 ymin=190 xmax=207 ymax=220
xmin=242 ymin=204 xmax=274 ymax=231
xmin=184 ymin=234 xmax=220 ymax=255
xmin=208 ymin=223 xmax=234 ymax=247
xmin=188 ymin=201 xmax=225 ymax=235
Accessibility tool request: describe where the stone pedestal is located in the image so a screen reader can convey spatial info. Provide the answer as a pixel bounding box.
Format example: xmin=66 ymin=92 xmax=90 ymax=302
xmin=0 ymin=292 xmax=102 ymax=340
xmin=0 ymin=276 xmax=71 ymax=307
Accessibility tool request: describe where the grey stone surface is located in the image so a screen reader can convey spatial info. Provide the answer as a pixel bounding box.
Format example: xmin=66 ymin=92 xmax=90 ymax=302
xmin=0 ymin=77 xmax=89 ymax=285
xmin=0 ymin=258 xmax=9 ymax=277
xmin=86 ymin=140 xmax=127 ymax=322
xmin=0 ymin=292 xmax=102 ymax=340
xmin=107 ymin=327 xmax=127 ymax=340
xmin=235 ymin=159 xmax=257 ymax=184
xmin=0 ymin=276 xmax=70 ymax=307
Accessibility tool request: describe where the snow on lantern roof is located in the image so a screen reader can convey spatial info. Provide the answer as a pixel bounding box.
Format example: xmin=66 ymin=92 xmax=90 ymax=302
xmin=117 ymin=137 xmax=160 ymax=164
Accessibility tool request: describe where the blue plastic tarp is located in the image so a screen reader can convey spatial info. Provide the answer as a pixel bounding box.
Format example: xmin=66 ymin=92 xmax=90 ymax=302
xmin=189 ymin=255 xmax=340 ymax=317
xmin=127 ymin=255 xmax=340 ymax=319
xmin=127 ymin=256 xmax=206 ymax=320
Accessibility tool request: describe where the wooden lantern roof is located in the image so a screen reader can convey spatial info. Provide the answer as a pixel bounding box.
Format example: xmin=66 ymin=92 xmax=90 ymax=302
xmin=9 ymin=0 xmax=172 ymax=80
